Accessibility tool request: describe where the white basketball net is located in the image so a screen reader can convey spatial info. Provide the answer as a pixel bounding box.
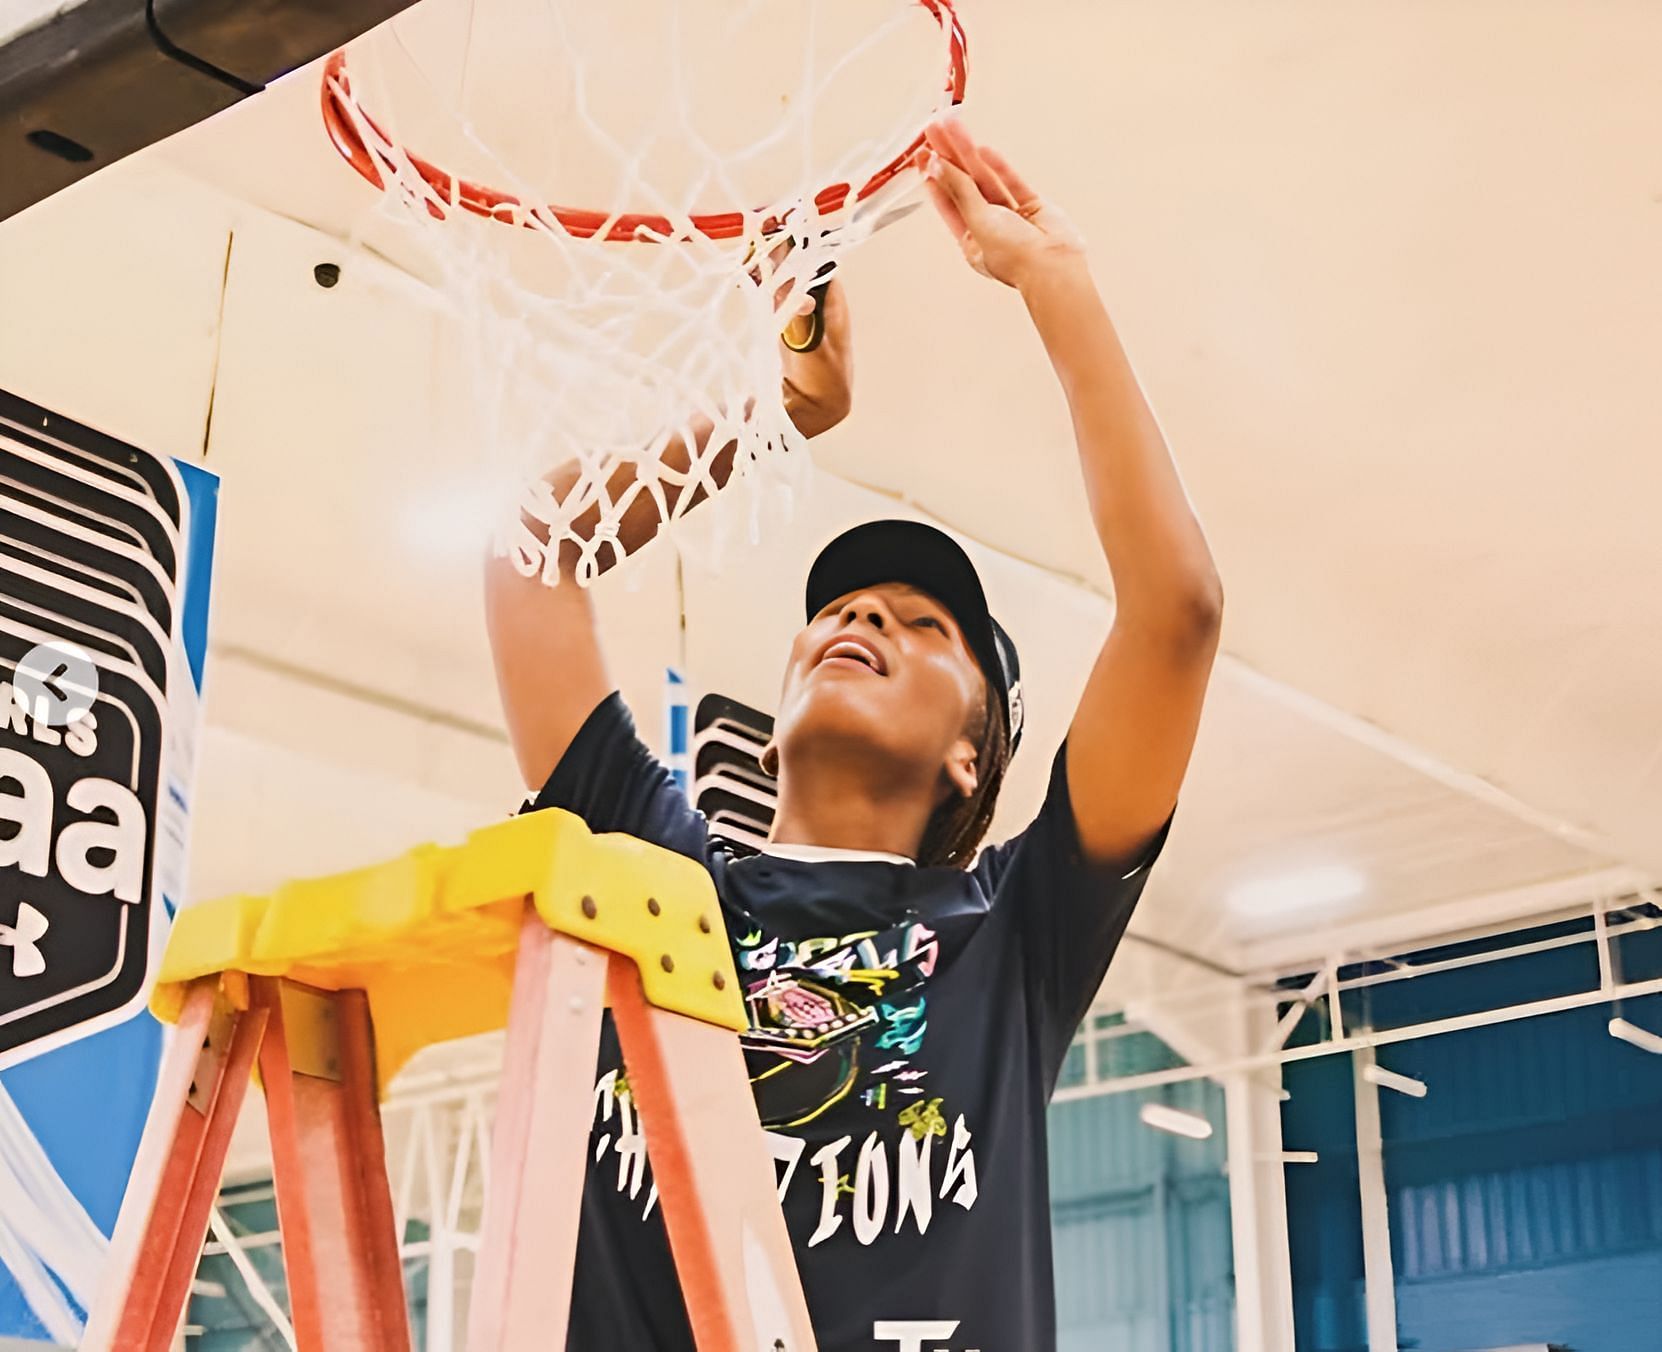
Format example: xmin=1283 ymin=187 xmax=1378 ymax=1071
xmin=323 ymin=0 xmax=964 ymax=585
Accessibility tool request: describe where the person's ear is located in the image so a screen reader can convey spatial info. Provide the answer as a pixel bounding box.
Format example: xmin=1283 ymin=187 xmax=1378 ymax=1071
xmin=760 ymin=742 xmax=780 ymax=777
xmin=942 ymin=736 xmax=979 ymax=802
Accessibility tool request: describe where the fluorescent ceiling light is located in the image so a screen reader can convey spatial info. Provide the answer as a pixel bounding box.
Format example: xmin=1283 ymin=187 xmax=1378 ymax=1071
xmin=1139 ymin=1103 xmax=1214 ymax=1140
xmin=1363 ymin=1063 xmax=1428 ymax=1098
xmin=1226 ymin=864 xmax=1367 ymax=919
xmin=1609 ymin=1018 xmax=1662 ymax=1055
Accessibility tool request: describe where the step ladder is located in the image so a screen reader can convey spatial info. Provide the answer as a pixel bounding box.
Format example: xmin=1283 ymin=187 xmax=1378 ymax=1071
xmin=83 ymin=809 xmax=816 ymax=1352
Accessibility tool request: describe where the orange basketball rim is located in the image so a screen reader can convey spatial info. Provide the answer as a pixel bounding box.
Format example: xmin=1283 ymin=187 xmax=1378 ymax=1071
xmin=319 ymin=0 xmax=969 ymax=243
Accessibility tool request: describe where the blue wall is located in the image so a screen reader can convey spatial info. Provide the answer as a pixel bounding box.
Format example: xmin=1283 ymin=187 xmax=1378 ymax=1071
xmin=1284 ymin=918 xmax=1662 ymax=1352
xmin=1049 ymin=1021 xmax=1236 ymax=1351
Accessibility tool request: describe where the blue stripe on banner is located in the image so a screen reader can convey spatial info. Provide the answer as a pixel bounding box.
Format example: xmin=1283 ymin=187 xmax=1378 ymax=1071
xmin=173 ymin=461 xmax=220 ymax=693
xmin=665 ymin=668 xmax=691 ymax=800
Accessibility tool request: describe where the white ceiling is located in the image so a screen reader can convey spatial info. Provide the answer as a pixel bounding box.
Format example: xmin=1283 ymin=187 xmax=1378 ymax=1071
xmin=1 ymin=0 xmax=1657 ymax=1004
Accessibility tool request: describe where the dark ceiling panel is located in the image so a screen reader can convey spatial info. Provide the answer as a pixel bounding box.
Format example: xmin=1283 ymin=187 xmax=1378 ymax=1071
xmin=0 ymin=0 xmax=415 ymax=223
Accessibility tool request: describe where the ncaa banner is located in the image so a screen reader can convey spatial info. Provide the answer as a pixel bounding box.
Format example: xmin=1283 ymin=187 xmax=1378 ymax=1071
xmin=0 ymin=387 xmax=218 ymax=1345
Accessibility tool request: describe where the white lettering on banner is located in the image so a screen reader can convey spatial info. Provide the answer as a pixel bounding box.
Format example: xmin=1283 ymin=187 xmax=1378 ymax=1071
xmin=0 ymin=749 xmax=52 ymax=876
xmin=64 ymin=710 xmax=97 ymax=758
xmin=58 ymin=778 xmax=146 ymax=903
xmin=0 ymin=685 xmax=101 ymax=752
xmin=1 ymin=684 xmax=26 ymax=739
xmin=871 ymin=1319 xmax=972 ymax=1352
xmin=29 ymin=701 xmax=60 ymax=747
xmin=807 ymin=1135 xmax=850 ymax=1247
xmin=0 ymin=748 xmax=143 ymax=900
xmin=852 ymin=1132 xmax=889 ymax=1246
xmin=17 ymin=699 xmax=59 ymax=747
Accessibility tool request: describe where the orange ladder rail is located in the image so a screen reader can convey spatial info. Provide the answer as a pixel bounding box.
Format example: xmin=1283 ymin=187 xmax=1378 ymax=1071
xmin=84 ymin=809 xmax=816 ymax=1352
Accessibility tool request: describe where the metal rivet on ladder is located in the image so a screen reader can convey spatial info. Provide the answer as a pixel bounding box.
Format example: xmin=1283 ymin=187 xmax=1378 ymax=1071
xmin=581 ymin=895 xmax=598 ymax=919
xmin=647 ymin=897 xmax=661 ymax=916
xmin=660 ymin=954 xmax=675 ymax=973
xmin=712 ymin=972 xmax=727 ymax=991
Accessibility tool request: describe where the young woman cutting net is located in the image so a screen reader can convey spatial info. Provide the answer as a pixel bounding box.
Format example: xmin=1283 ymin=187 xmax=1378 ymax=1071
xmin=485 ymin=118 xmax=1223 ymax=1351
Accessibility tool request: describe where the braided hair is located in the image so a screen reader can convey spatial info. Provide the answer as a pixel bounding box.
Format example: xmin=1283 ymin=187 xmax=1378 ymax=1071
xmin=916 ymin=677 xmax=1011 ymax=869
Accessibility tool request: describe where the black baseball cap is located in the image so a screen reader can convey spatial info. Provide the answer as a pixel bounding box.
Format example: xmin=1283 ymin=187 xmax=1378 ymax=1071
xmin=805 ymin=520 xmax=1024 ymax=756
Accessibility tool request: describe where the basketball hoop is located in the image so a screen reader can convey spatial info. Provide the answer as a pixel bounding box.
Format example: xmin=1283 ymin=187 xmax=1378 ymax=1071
xmin=320 ymin=1 xmax=966 ymax=242
xmin=317 ymin=0 xmax=970 ymax=587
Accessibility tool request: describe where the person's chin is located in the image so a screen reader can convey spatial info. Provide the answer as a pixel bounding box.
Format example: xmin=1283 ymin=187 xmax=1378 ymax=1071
xmin=782 ymin=682 xmax=902 ymax=752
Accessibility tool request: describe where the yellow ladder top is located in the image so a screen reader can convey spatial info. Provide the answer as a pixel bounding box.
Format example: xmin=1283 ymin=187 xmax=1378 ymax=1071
xmin=151 ymin=808 xmax=746 ymax=1095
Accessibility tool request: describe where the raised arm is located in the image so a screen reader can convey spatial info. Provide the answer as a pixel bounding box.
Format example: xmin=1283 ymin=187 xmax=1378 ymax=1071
xmin=485 ymin=282 xmax=854 ymax=790
xmin=921 ymin=121 xmax=1222 ymax=869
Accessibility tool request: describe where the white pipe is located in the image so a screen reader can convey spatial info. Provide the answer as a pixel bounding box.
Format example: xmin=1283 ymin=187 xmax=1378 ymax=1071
xmin=1238 ymin=867 xmax=1649 ymax=976
xmin=201 ymin=1231 xmax=284 ymax=1254
xmin=1053 ymin=971 xmax=1662 ymax=1099
xmin=207 ymin=1206 xmax=297 ymax=1349
xmin=1261 ymin=971 xmax=1326 ymax=1055
xmin=1325 ymin=909 xmax=1662 ymax=996
xmin=1593 ymin=898 xmax=1616 ymax=993
xmin=1609 ymin=1018 xmax=1662 ymax=1055
xmin=1122 ymin=918 xmax=1601 ymax=1064
xmin=1223 ymin=1069 xmax=1298 ymax=1352
xmin=1224 ymin=1079 xmax=1267 ymax=1352
xmin=1114 ymin=875 xmax=1659 ymax=1043
xmin=1138 ymin=1103 xmax=1214 ymax=1140
xmin=391 ymin=1101 xmax=425 ymax=1249
xmin=1362 ymin=1064 xmax=1428 ymax=1098
xmin=1325 ymin=954 xmax=1346 ymax=1043
xmin=1352 ymin=1048 xmax=1400 ymax=1352
xmin=426 ymin=1105 xmax=456 ymax=1352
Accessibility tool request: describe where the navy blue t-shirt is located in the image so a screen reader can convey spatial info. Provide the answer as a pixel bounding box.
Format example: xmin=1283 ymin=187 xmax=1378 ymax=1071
xmin=531 ymin=694 xmax=1168 ymax=1352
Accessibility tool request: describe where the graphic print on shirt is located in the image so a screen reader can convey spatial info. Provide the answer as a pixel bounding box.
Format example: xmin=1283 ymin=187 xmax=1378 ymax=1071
xmin=588 ymin=911 xmax=982 ymax=1250
xmin=734 ymin=914 xmax=940 ymax=1129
